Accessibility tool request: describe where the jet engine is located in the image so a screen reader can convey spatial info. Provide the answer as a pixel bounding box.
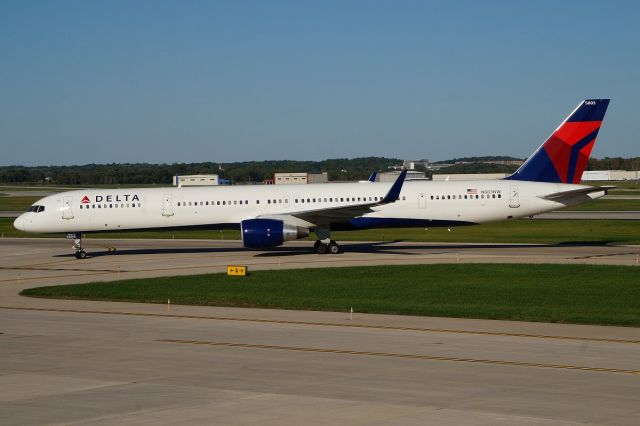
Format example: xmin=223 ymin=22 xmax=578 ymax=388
xmin=241 ymin=219 xmax=309 ymax=248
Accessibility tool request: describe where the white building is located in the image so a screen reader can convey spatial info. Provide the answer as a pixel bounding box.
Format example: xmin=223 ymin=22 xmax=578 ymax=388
xmin=376 ymin=171 xmax=427 ymax=182
xmin=173 ymin=174 xmax=219 ymax=186
xmin=403 ymin=159 xmax=431 ymax=170
xmin=581 ymin=170 xmax=640 ymax=181
xmin=274 ymin=172 xmax=328 ymax=185
xmin=432 ymin=173 xmax=510 ymax=181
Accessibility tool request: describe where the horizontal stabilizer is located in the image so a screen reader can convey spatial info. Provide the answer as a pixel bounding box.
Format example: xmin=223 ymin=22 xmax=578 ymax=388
xmin=539 ymin=186 xmax=614 ymax=201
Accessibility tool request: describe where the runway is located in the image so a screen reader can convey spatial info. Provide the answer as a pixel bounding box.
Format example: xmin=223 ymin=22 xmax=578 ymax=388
xmin=1 ymin=238 xmax=640 ymax=425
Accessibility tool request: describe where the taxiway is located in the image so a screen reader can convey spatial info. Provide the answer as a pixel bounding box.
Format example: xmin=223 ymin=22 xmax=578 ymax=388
xmin=1 ymin=238 xmax=639 ymax=425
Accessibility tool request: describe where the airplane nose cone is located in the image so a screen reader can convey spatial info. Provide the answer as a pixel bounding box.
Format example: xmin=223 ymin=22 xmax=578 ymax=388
xmin=13 ymin=215 xmax=26 ymax=231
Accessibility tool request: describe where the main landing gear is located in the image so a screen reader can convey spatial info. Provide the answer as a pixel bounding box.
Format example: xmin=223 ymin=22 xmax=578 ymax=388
xmin=70 ymin=232 xmax=87 ymax=259
xmin=313 ymin=239 xmax=341 ymax=255
xmin=313 ymin=225 xmax=341 ymax=254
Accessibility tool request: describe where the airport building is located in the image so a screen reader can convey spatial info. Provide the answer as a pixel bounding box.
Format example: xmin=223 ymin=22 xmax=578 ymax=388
xmin=403 ymin=159 xmax=431 ymax=170
xmin=273 ymin=172 xmax=329 ymax=184
xmin=432 ymin=173 xmax=510 ymax=181
xmin=581 ymin=170 xmax=640 ymax=181
xmin=173 ymin=174 xmax=220 ymax=186
xmin=376 ymin=171 xmax=427 ymax=182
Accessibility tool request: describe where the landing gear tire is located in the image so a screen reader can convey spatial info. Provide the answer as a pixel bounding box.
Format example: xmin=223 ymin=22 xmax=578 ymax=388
xmin=328 ymin=242 xmax=340 ymax=254
xmin=316 ymin=243 xmax=328 ymax=255
xmin=75 ymin=250 xmax=87 ymax=259
xmin=313 ymin=240 xmax=322 ymax=251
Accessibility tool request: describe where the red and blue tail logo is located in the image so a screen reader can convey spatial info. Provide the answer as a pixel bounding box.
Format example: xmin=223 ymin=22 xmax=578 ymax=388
xmin=507 ymin=99 xmax=610 ymax=183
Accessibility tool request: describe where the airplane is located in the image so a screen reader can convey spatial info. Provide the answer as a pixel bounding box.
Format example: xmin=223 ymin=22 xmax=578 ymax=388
xmin=14 ymin=99 xmax=611 ymax=259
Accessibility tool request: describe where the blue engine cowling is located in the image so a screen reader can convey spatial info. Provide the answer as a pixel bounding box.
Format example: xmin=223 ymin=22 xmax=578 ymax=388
xmin=241 ymin=219 xmax=310 ymax=248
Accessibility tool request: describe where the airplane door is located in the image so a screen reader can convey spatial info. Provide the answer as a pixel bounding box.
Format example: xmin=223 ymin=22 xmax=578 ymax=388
xmin=162 ymin=194 xmax=174 ymax=217
xmin=509 ymin=185 xmax=520 ymax=208
xmin=418 ymin=193 xmax=427 ymax=209
xmin=62 ymin=196 xmax=74 ymax=219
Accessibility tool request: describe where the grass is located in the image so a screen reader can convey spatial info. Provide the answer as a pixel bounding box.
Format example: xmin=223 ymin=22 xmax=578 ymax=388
xmin=21 ymin=264 xmax=640 ymax=326
xmin=561 ymin=199 xmax=640 ymax=211
xmin=584 ymin=181 xmax=640 ymax=190
xmin=2 ymin=217 xmax=639 ymax=244
xmin=0 ymin=196 xmax=40 ymax=211
xmin=329 ymin=220 xmax=640 ymax=244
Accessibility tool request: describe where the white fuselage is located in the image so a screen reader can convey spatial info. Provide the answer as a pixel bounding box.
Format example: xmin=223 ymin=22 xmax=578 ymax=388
xmin=14 ymin=179 xmax=605 ymax=234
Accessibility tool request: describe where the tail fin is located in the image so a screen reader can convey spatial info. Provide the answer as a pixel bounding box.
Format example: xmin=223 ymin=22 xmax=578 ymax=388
xmin=506 ymin=99 xmax=610 ymax=183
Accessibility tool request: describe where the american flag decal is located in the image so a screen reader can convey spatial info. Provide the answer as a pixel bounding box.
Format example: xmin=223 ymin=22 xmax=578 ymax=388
xmin=466 ymin=188 xmax=477 ymax=195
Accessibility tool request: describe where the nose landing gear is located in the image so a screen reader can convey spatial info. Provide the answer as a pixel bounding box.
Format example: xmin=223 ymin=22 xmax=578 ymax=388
xmin=68 ymin=232 xmax=87 ymax=259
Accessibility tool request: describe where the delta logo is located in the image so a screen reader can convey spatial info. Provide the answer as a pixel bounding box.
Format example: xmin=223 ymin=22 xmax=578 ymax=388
xmin=81 ymin=194 xmax=140 ymax=203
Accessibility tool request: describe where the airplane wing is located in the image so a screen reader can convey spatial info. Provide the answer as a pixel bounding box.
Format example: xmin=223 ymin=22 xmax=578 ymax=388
xmin=259 ymin=170 xmax=407 ymax=226
xmin=539 ymin=185 xmax=615 ymax=201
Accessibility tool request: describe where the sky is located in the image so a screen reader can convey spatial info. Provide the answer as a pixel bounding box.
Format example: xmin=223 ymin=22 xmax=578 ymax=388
xmin=1 ymin=0 xmax=639 ymax=166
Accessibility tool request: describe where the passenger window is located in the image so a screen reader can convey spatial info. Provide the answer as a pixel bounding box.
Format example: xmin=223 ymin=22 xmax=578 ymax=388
xmin=223 ymin=201 xmax=226 ymax=205
xmin=498 ymin=194 xmax=502 ymax=198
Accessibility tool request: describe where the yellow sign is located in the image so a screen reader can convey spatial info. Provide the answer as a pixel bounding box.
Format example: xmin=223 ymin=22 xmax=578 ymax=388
xmin=227 ymin=265 xmax=247 ymax=276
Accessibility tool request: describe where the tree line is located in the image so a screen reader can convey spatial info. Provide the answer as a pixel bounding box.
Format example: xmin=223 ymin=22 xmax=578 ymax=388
xmin=0 ymin=157 xmax=402 ymax=185
xmin=1 ymin=156 xmax=637 ymax=185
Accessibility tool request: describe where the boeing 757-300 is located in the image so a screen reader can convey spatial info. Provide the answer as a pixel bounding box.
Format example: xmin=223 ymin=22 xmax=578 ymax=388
xmin=14 ymin=99 xmax=611 ymax=258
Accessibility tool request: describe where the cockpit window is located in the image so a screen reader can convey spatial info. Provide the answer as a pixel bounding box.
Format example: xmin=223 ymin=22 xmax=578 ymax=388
xmin=26 ymin=205 xmax=45 ymax=213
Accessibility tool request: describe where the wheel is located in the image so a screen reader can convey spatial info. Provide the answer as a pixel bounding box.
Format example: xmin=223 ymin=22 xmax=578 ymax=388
xmin=328 ymin=242 xmax=340 ymax=254
xmin=316 ymin=244 xmax=328 ymax=255
xmin=75 ymin=250 xmax=87 ymax=259
xmin=313 ymin=240 xmax=321 ymax=251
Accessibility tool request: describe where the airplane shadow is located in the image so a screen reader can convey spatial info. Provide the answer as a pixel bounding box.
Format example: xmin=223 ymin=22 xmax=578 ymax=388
xmin=53 ymin=239 xmax=614 ymax=259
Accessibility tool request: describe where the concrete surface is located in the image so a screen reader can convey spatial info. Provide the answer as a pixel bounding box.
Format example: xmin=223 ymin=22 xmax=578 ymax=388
xmin=1 ymin=238 xmax=640 ymax=425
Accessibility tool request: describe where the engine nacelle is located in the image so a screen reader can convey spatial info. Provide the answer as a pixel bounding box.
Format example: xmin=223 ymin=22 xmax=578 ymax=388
xmin=241 ymin=219 xmax=310 ymax=248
